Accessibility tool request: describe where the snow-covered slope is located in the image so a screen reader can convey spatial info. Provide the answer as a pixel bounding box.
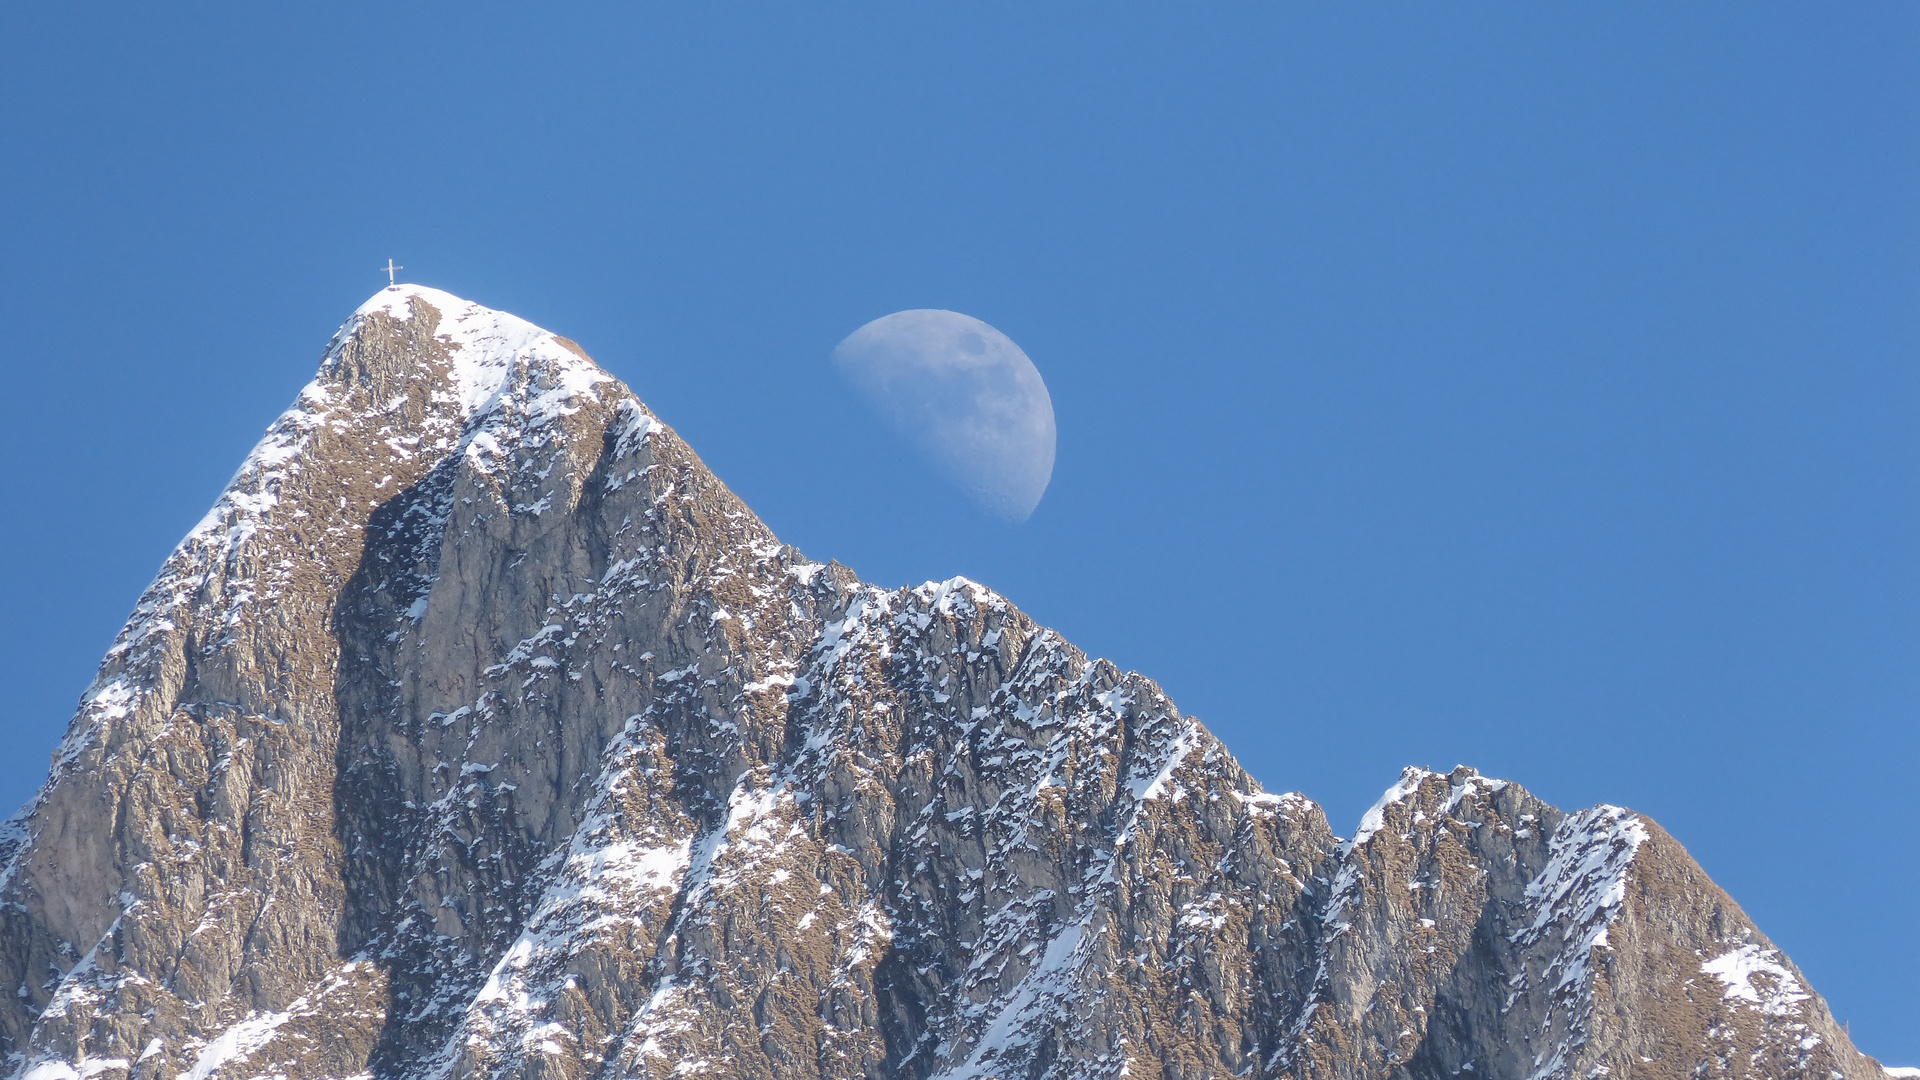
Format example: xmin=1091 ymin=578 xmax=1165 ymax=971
xmin=0 ymin=287 xmax=1891 ymax=1080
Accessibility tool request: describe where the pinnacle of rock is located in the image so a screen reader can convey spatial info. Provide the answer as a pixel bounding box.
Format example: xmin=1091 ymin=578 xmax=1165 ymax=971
xmin=0 ymin=289 xmax=1892 ymax=1080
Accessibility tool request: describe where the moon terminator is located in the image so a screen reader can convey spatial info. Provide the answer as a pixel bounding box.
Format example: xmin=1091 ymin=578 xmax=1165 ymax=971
xmin=831 ymin=309 xmax=1056 ymax=521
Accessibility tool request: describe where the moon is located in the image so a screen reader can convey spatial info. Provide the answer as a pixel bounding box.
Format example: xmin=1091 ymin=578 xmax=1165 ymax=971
xmin=832 ymin=310 xmax=1056 ymax=522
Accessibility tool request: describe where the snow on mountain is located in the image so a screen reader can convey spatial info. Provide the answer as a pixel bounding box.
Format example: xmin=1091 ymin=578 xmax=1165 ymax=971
xmin=0 ymin=287 xmax=1891 ymax=1080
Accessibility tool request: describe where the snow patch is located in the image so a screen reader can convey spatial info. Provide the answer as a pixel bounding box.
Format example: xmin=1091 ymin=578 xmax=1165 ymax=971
xmin=1342 ymin=766 xmax=1432 ymax=855
xmin=1701 ymin=942 xmax=1810 ymax=1017
xmin=182 ymin=1008 xmax=293 ymax=1080
xmin=1129 ymin=720 xmax=1197 ymax=804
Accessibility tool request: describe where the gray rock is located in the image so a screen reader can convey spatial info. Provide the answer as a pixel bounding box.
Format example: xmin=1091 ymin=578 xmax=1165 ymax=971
xmin=0 ymin=287 xmax=1892 ymax=1080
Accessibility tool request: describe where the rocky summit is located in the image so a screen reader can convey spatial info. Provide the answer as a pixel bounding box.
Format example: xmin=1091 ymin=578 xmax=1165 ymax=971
xmin=0 ymin=287 xmax=1896 ymax=1080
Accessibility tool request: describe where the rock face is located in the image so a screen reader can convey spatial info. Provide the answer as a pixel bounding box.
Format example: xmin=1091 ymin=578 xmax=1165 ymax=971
xmin=0 ymin=287 xmax=1894 ymax=1080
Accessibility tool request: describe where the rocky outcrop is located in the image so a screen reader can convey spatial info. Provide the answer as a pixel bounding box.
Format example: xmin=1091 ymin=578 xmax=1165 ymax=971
xmin=0 ymin=287 xmax=1892 ymax=1080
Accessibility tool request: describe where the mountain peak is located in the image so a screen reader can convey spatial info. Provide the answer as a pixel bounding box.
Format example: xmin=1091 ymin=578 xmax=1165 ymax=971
xmin=335 ymin=284 xmax=611 ymax=425
xmin=0 ymin=290 xmax=1893 ymax=1080
xmin=352 ymin=281 xmax=469 ymax=319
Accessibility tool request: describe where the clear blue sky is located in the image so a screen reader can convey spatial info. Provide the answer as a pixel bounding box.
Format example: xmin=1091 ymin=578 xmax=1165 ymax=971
xmin=2 ymin=4 xmax=1915 ymax=1062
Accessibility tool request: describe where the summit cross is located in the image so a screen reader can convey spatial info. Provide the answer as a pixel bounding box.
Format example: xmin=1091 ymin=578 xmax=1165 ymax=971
xmin=382 ymin=259 xmax=404 ymax=286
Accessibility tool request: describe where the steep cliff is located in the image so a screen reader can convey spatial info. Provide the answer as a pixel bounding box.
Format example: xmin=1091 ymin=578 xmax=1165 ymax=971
xmin=0 ymin=287 xmax=1892 ymax=1080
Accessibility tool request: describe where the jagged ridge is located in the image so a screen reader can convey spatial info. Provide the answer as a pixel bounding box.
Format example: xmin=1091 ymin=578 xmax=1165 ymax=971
xmin=0 ymin=287 xmax=1895 ymax=1080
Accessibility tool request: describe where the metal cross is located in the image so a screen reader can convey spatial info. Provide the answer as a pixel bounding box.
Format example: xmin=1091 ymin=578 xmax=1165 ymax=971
xmin=382 ymin=259 xmax=404 ymax=286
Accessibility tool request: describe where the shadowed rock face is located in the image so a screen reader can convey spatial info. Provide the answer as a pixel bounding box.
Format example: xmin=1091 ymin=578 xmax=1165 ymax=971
xmin=0 ymin=288 xmax=1892 ymax=1080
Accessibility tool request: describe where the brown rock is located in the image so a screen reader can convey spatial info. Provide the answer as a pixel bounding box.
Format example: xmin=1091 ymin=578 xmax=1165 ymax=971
xmin=0 ymin=288 xmax=1890 ymax=1080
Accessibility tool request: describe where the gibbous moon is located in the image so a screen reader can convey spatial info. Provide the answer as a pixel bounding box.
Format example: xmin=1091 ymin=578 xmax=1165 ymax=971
xmin=832 ymin=310 xmax=1056 ymax=521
